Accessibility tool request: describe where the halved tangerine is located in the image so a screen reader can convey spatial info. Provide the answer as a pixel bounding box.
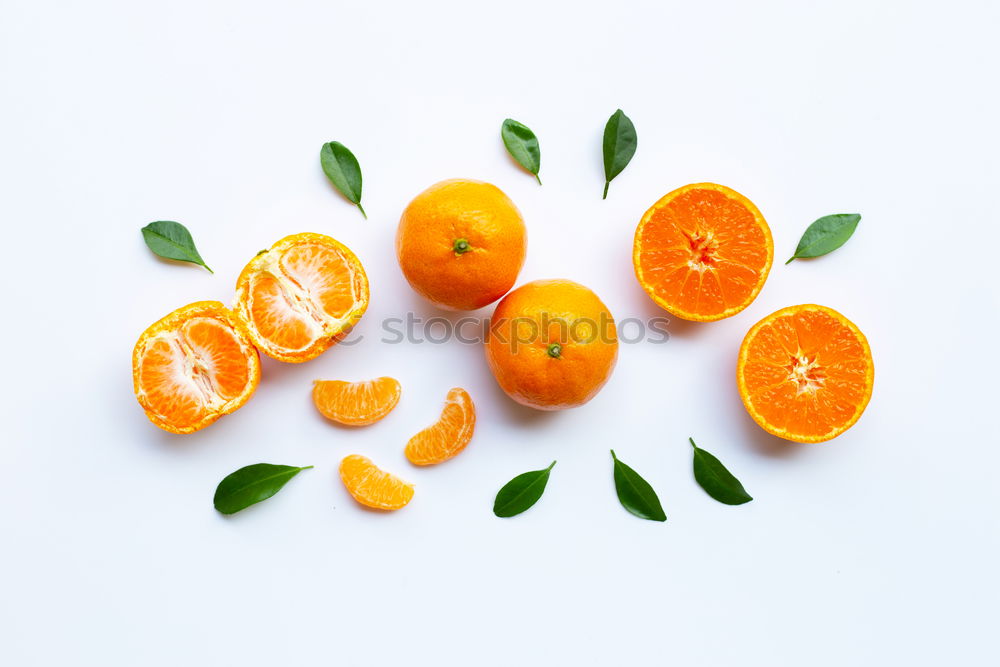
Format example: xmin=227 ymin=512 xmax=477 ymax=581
xmin=633 ymin=183 xmax=773 ymax=321
xmin=737 ymin=304 xmax=874 ymax=443
xmin=132 ymin=301 xmax=261 ymax=434
xmin=233 ymin=233 xmax=369 ymax=363
xmin=339 ymin=455 xmax=414 ymax=510
xmin=404 ymin=388 xmax=476 ymax=465
xmin=313 ymin=377 xmax=401 ymax=426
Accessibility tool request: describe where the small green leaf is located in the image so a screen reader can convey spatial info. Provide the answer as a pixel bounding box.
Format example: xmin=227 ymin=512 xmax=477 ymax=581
xmin=141 ymin=221 xmax=213 ymax=273
xmin=501 ymin=118 xmax=542 ymax=184
xmin=610 ymin=450 xmax=665 ymax=521
xmin=690 ymin=438 xmax=753 ymax=505
xmin=213 ymin=463 xmax=313 ymax=515
xmin=786 ymin=213 xmax=861 ymax=264
xmin=320 ymin=141 xmax=366 ymax=219
xmin=493 ymin=461 xmax=556 ymax=517
xmin=602 ymin=109 xmax=637 ymax=199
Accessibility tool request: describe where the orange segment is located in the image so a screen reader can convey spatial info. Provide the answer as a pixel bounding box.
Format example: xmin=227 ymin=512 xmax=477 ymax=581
xmin=339 ymin=455 xmax=414 ymax=511
xmin=633 ymin=183 xmax=773 ymax=321
xmin=132 ymin=301 xmax=261 ymax=434
xmin=313 ymin=377 xmax=402 ymax=426
xmin=404 ymin=388 xmax=476 ymax=465
xmin=233 ymin=233 xmax=369 ymax=363
xmin=737 ymin=304 xmax=874 ymax=443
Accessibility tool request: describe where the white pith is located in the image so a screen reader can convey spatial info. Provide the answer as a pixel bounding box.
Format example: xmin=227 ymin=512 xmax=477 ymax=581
xmin=786 ymin=351 xmax=826 ymax=396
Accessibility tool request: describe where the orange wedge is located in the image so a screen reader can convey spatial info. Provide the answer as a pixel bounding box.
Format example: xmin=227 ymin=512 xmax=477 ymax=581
xmin=404 ymin=388 xmax=475 ymax=465
xmin=233 ymin=233 xmax=369 ymax=363
xmin=737 ymin=304 xmax=874 ymax=443
xmin=132 ymin=301 xmax=261 ymax=434
xmin=339 ymin=455 xmax=414 ymax=510
xmin=313 ymin=377 xmax=401 ymax=426
xmin=633 ymin=183 xmax=773 ymax=321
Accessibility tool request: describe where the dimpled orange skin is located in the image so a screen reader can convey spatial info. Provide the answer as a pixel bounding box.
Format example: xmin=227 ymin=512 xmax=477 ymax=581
xmin=132 ymin=301 xmax=261 ymax=434
xmin=485 ymin=280 xmax=619 ymax=410
xmin=396 ymin=179 xmax=527 ymax=310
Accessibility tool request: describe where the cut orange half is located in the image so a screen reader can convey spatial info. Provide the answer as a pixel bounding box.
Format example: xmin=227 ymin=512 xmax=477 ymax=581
xmin=404 ymin=388 xmax=476 ymax=465
xmin=313 ymin=377 xmax=401 ymax=426
xmin=132 ymin=301 xmax=261 ymax=434
xmin=737 ymin=304 xmax=874 ymax=443
xmin=233 ymin=233 xmax=369 ymax=363
xmin=339 ymin=455 xmax=414 ymax=511
xmin=633 ymin=183 xmax=773 ymax=321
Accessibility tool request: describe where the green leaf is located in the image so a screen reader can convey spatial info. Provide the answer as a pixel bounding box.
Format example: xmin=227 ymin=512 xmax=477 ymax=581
xmin=690 ymin=438 xmax=753 ymax=505
xmin=320 ymin=141 xmax=366 ymax=219
xmin=493 ymin=461 xmax=556 ymax=517
xmin=610 ymin=450 xmax=665 ymax=521
xmin=501 ymin=118 xmax=542 ymax=185
xmin=213 ymin=463 xmax=313 ymax=515
xmin=602 ymin=109 xmax=637 ymax=199
xmin=141 ymin=221 xmax=213 ymax=273
xmin=786 ymin=213 xmax=861 ymax=264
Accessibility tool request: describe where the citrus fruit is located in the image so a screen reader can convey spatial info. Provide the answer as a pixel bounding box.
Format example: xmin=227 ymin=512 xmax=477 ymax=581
xmin=313 ymin=377 xmax=401 ymax=426
xmin=132 ymin=301 xmax=261 ymax=434
xmin=633 ymin=182 xmax=773 ymax=322
xmin=485 ymin=279 xmax=619 ymax=410
xmin=737 ymin=304 xmax=874 ymax=443
xmin=404 ymin=388 xmax=476 ymax=465
xmin=396 ymin=179 xmax=526 ymax=310
xmin=339 ymin=454 xmax=414 ymax=511
xmin=233 ymin=232 xmax=369 ymax=363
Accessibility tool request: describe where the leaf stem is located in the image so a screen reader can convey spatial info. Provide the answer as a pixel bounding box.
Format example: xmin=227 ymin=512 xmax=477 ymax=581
xmin=535 ymin=173 xmax=542 ymax=186
xmin=300 ymin=465 xmax=315 ymax=470
xmin=356 ymin=202 xmax=367 ymax=220
xmin=602 ymin=181 xmax=610 ymax=200
xmin=785 ymin=256 xmax=796 ymax=265
xmin=689 ymin=437 xmax=697 ymax=448
xmin=546 ymin=460 xmax=557 ymax=471
xmin=203 ymin=263 xmax=214 ymax=274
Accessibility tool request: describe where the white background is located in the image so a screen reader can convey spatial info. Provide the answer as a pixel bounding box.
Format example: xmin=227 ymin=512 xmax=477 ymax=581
xmin=2 ymin=1 xmax=998 ymax=665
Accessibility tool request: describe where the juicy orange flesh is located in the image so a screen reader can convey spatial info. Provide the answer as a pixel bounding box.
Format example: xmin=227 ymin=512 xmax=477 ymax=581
xmin=138 ymin=317 xmax=252 ymax=427
xmin=638 ymin=188 xmax=769 ymax=315
xmin=741 ymin=309 xmax=870 ymax=437
xmin=340 ymin=455 xmax=414 ymax=510
xmin=139 ymin=338 xmax=211 ymax=427
xmin=182 ymin=318 xmax=250 ymax=399
xmin=248 ymin=272 xmax=317 ymax=352
xmin=405 ymin=388 xmax=475 ymax=465
xmin=280 ymin=242 xmax=358 ymax=319
xmin=313 ymin=377 xmax=401 ymax=425
xmin=246 ymin=242 xmax=361 ymax=353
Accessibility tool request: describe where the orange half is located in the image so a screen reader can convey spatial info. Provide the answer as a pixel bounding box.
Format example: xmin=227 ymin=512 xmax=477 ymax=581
xmin=737 ymin=304 xmax=874 ymax=443
xmin=339 ymin=455 xmax=414 ymax=510
xmin=132 ymin=301 xmax=261 ymax=434
xmin=404 ymin=388 xmax=476 ymax=465
xmin=233 ymin=233 xmax=369 ymax=363
xmin=633 ymin=183 xmax=773 ymax=321
xmin=313 ymin=377 xmax=401 ymax=426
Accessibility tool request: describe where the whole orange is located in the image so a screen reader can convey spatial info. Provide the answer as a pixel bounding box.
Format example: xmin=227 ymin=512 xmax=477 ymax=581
xmin=485 ymin=280 xmax=619 ymax=410
xmin=396 ymin=179 xmax=527 ymax=310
